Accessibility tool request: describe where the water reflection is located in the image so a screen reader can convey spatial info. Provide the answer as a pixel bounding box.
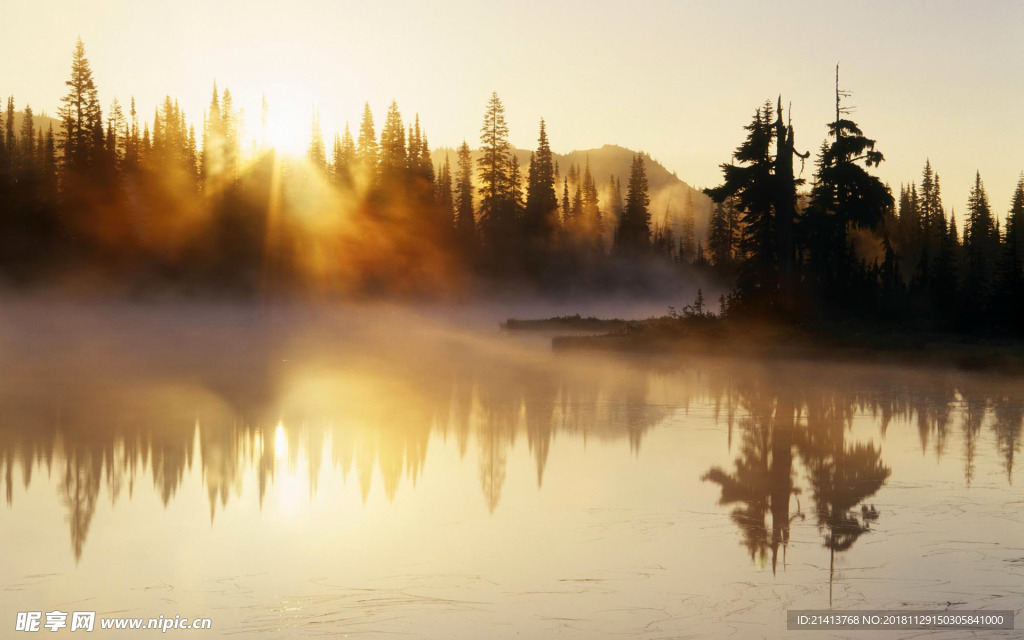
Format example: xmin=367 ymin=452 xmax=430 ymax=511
xmin=0 ymin=307 xmax=1021 ymax=576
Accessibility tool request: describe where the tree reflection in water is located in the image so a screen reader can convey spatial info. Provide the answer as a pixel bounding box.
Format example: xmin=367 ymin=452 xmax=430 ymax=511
xmin=0 ymin=314 xmax=1019 ymax=567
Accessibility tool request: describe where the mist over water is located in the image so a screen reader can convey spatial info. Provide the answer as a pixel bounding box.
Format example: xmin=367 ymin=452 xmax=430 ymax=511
xmin=1 ymin=300 xmax=1022 ymax=638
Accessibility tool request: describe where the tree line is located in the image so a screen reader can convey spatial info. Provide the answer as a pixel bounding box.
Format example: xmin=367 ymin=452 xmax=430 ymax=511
xmin=704 ymin=67 xmax=1024 ymax=336
xmin=0 ymin=40 xmax=708 ymax=297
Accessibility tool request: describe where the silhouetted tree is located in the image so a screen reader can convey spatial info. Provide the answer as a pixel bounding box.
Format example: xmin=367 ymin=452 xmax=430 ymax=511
xmin=476 ymin=92 xmax=513 ymax=259
xmin=963 ymin=171 xmax=998 ymax=320
xmin=706 ymin=102 xmax=778 ymax=310
xmin=803 ymin=72 xmax=890 ymax=312
xmin=614 ymin=153 xmax=651 ymax=256
xmin=454 ymin=141 xmax=477 ymax=254
xmin=524 ymin=119 xmax=558 ymax=246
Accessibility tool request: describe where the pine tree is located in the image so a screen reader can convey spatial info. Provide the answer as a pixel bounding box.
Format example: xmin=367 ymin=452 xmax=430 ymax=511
xmin=508 ymin=154 xmax=525 ymax=220
xmin=580 ymin=156 xmax=603 ymax=244
xmin=964 ymin=171 xmax=997 ymax=316
xmin=219 ymin=88 xmax=237 ymax=178
xmin=41 ymin=124 xmax=57 ymax=199
xmin=58 ymin=38 xmax=104 ymax=174
xmin=333 ymin=123 xmax=356 ymax=189
xmin=307 ymin=109 xmax=327 ymax=174
xmin=524 ymin=119 xmax=558 ymax=243
xmin=124 ymin=97 xmax=140 ymax=172
xmin=105 ymin=98 xmax=126 ymax=173
xmin=379 ymin=100 xmax=406 ymax=182
xmin=614 ymin=153 xmax=651 ymax=256
xmin=681 ymin=202 xmax=696 ymax=263
xmin=436 ymin=152 xmax=455 ymax=230
xmin=707 ymin=197 xmax=740 ymax=269
xmin=19 ymin=104 xmax=35 ymax=161
xmin=330 ymin=133 xmax=342 ymax=180
xmin=997 ymin=175 xmax=1024 ymax=332
xmin=920 ymin=160 xmax=943 ymax=252
xmin=930 ymin=208 xmax=959 ymax=323
xmin=608 ymin=175 xmax=624 ymax=228
xmin=407 ymin=119 xmax=421 ymax=173
xmin=4 ymin=98 xmax=15 ymax=160
xmin=356 ymin=102 xmax=378 ymax=186
xmin=454 ymin=141 xmax=476 ymax=251
xmin=804 ymin=73 xmax=890 ymax=308
xmin=705 ymin=103 xmax=778 ymax=307
xmin=561 ymin=178 xmax=571 ymax=223
xmin=418 ymin=130 xmax=433 ymax=182
xmin=477 ymin=92 xmax=511 ymax=249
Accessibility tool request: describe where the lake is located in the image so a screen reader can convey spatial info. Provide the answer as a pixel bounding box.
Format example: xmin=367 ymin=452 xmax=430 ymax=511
xmin=1 ymin=302 xmax=1021 ymax=638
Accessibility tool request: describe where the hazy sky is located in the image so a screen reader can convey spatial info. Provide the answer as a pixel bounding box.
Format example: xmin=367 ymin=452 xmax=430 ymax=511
xmin=4 ymin=0 xmax=1023 ymax=217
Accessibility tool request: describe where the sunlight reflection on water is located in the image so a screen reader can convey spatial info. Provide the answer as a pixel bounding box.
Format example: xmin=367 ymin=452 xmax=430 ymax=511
xmin=0 ymin=302 xmax=1021 ymax=638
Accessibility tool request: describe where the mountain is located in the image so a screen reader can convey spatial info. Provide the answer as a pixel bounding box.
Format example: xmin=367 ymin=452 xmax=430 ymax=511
xmin=5 ymin=110 xmax=62 ymax=137
xmin=431 ymin=144 xmax=712 ymax=242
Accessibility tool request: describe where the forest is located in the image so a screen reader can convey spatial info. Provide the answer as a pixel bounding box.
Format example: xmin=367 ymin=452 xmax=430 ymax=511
xmin=1 ymin=42 xmax=1022 ymax=336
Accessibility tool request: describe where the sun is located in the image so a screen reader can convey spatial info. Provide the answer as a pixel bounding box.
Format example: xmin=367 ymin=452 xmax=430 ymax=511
xmin=258 ymin=100 xmax=313 ymax=156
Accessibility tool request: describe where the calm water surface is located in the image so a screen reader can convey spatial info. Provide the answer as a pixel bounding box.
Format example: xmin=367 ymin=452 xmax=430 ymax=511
xmin=1 ymin=303 xmax=1022 ymax=638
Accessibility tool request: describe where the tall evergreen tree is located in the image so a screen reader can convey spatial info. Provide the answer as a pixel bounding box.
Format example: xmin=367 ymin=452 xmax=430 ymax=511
xmin=681 ymin=203 xmax=696 ymax=263
xmin=997 ymin=175 xmax=1024 ymax=332
xmin=333 ymin=123 xmax=356 ymax=189
xmin=477 ymin=92 xmax=512 ymax=250
xmin=436 ymin=152 xmax=455 ymax=231
xmin=804 ymin=73 xmax=890 ymax=309
xmin=356 ymin=102 xmax=378 ymax=185
xmin=964 ymin=171 xmax=997 ymax=316
xmin=707 ymin=196 xmax=740 ymax=269
xmin=524 ymin=119 xmax=558 ymax=243
xmin=454 ymin=141 xmax=476 ymax=251
xmin=20 ymin=105 xmax=35 ymax=161
xmin=614 ymin=153 xmax=651 ymax=256
xmin=580 ymin=157 xmax=603 ymax=248
xmin=379 ymin=100 xmax=406 ymax=182
xmin=57 ymin=38 xmax=104 ymax=174
xmin=307 ymin=109 xmax=327 ymax=174
xmin=706 ymin=102 xmax=778 ymax=308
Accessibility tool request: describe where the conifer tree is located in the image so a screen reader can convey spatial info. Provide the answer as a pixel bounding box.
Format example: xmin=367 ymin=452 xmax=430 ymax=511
xmin=356 ymin=102 xmax=378 ymax=185
xmin=681 ymin=203 xmax=696 ymax=263
xmin=964 ymin=171 xmax=997 ymax=315
xmin=58 ymin=38 xmax=104 ymax=174
xmin=330 ymin=133 xmax=342 ymax=179
xmin=706 ymin=103 xmax=778 ymax=307
xmin=307 ymin=109 xmax=327 ymax=174
xmin=333 ymin=123 xmax=356 ymax=189
xmin=508 ymin=154 xmax=525 ymax=220
xmin=614 ymin=153 xmax=651 ymax=256
xmin=454 ymin=141 xmax=476 ymax=251
xmin=4 ymin=98 xmax=14 ymax=160
xmin=379 ymin=100 xmax=406 ymax=182
xmin=105 ymin=98 xmax=126 ymax=172
xmin=580 ymin=157 xmax=603 ymax=245
xmin=524 ymin=119 xmax=558 ymax=242
xmin=561 ymin=178 xmax=570 ymax=223
xmin=20 ymin=105 xmax=35 ymax=160
xmin=417 ymin=129 xmax=433 ymax=183
xmin=477 ymin=92 xmax=511 ymax=249
xmin=997 ymin=175 xmax=1024 ymax=331
xmin=436 ymin=152 xmax=455 ymax=230
xmin=804 ymin=73 xmax=890 ymax=308
xmin=607 ymin=175 xmax=624 ymax=228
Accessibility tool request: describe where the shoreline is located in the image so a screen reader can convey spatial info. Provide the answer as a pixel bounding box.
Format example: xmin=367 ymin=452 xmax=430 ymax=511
xmin=503 ymin=315 xmax=1024 ymax=374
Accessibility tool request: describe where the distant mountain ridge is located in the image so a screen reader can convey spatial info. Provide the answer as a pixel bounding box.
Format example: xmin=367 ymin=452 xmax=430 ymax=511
xmin=5 ymin=111 xmax=62 ymax=137
xmin=432 ymin=144 xmax=711 ymax=240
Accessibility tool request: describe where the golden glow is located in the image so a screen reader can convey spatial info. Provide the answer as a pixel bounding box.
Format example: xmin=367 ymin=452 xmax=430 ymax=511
xmin=274 ymin=423 xmax=288 ymax=460
xmin=260 ymin=100 xmax=311 ymax=156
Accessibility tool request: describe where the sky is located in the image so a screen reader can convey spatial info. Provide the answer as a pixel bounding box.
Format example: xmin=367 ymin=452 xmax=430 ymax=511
xmin=3 ymin=0 xmax=1024 ymax=217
